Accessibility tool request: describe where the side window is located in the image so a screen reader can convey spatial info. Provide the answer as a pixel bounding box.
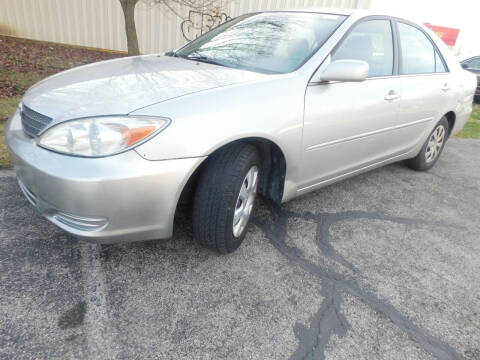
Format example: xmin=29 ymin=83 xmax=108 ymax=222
xmin=398 ymin=22 xmax=438 ymax=74
xmin=466 ymin=58 xmax=480 ymax=70
xmin=332 ymin=20 xmax=394 ymax=78
xmin=435 ymin=51 xmax=447 ymax=73
xmin=473 ymin=59 xmax=480 ymax=70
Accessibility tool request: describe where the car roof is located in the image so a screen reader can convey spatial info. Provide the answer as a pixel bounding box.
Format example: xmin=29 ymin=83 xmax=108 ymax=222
xmin=263 ymin=9 xmax=429 ymax=31
xmin=277 ymin=8 xmax=358 ymax=16
xmin=266 ymin=8 xmax=413 ymax=21
xmin=460 ymin=56 xmax=480 ymax=62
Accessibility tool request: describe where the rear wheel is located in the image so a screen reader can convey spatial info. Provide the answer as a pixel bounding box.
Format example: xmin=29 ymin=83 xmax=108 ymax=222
xmin=405 ymin=117 xmax=449 ymax=171
xmin=193 ymin=143 xmax=261 ymax=254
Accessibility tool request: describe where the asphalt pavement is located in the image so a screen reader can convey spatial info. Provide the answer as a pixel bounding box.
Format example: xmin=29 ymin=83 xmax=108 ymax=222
xmin=1 ymin=139 xmax=479 ymax=360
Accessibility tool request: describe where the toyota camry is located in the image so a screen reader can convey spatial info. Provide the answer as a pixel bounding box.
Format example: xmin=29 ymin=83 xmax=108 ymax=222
xmin=6 ymin=9 xmax=477 ymax=253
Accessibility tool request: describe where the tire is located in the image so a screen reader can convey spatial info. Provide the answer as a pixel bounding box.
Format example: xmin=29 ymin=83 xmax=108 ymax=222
xmin=405 ymin=117 xmax=449 ymax=171
xmin=193 ymin=143 xmax=261 ymax=254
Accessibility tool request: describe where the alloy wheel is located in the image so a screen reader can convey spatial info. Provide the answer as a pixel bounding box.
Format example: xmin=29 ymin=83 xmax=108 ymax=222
xmin=233 ymin=166 xmax=259 ymax=238
xmin=425 ymin=125 xmax=446 ymax=163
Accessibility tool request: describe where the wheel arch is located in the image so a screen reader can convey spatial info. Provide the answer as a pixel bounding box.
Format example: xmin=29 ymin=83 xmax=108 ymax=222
xmin=444 ymin=111 xmax=456 ymax=136
xmin=175 ymin=137 xmax=287 ymax=217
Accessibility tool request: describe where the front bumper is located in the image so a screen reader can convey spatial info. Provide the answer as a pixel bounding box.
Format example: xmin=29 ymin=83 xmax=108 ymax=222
xmin=6 ymin=110 xmax=205 ymax=244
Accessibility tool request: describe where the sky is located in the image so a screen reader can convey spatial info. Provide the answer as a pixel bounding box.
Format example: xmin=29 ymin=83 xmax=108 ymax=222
xmin=370 ymin=0 xmax=480 ymax=58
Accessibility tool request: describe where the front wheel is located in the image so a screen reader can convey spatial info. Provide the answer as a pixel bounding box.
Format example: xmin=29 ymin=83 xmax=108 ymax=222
xmin=193 ymin=143 xmax=261 ymax=254
xmin=405 ymin=117 xmax=449 ymax=171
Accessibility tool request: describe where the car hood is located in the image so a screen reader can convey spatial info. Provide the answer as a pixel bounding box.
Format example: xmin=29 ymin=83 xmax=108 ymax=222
xmin=22 ymin=55 xmax=266 ymax=124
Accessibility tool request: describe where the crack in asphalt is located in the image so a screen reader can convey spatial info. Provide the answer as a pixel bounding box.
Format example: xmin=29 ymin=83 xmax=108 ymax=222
xmin=290 ymin=282 xmax=348 ymax=360
xmin=252 ymin=201 xmax=466 ymax=360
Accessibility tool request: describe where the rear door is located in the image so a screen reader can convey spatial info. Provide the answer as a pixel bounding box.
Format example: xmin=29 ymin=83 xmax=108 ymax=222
xmin=395 ymin=21 xmax=456 ymax=145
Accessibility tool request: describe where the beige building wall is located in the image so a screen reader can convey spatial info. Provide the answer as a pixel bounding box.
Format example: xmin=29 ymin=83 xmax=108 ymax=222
xmin=0 ymin=0 xmax=371 ymax=54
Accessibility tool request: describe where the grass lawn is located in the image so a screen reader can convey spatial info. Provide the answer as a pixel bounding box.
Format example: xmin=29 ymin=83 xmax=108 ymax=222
xmin=0 ymin=97 xmax=21 ymax=168
xmin=0 ymin=96 xmax=21 ymax=120
xmin=455 ymin=105 xmax=480 ymax=139
xmin=0 ymin=35 xmax=124 ymax=168
xmin=0 ymin=120 xmax=10 ymax=167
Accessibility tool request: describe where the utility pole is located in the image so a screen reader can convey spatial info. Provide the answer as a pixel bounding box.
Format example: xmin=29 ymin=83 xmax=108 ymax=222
xmin=355 ymin=0 xmax=360 ymax=8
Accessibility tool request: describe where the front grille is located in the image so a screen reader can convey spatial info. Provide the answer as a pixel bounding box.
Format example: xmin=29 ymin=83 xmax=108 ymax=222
xmin=21 ymin=105 xmax=53 ymax=138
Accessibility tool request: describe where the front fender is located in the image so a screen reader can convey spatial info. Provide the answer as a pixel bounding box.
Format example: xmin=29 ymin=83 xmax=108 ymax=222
xmin=132 ymin=76 xmax=307 ymax=201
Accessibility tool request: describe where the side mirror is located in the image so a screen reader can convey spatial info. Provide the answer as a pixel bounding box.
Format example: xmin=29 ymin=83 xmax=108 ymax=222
xmin=461 ymin=63 xmax=469 ymax=70
xmin=316 ymin=60 xmax=369 ymax=83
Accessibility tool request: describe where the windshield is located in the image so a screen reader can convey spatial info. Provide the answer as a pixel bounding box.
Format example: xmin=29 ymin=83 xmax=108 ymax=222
xmin=175 ymin=12 xmax=347 ymax=74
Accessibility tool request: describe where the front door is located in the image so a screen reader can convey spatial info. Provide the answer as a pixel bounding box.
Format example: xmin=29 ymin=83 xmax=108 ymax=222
xmin=301 ymin=19 xmax=403 ymax=191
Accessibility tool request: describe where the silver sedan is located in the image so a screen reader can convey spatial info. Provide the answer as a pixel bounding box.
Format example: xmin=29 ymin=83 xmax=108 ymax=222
xmin=6 ymin=10 xmax=477 ymax=253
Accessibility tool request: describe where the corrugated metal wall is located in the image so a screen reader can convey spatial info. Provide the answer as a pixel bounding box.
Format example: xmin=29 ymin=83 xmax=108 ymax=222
xmin=0 ymin=0 xmax=371 ymax=54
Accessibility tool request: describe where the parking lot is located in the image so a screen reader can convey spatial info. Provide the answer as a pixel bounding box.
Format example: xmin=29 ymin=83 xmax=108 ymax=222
xmin=0 ymin=139 xmax=479 ymax=360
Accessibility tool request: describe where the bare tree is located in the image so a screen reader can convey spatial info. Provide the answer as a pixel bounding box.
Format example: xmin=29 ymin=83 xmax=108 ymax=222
xmin=119 ymin=0 xmax=227 ymax=56
xmin=119 ymin=0 xmax=141 ymax=55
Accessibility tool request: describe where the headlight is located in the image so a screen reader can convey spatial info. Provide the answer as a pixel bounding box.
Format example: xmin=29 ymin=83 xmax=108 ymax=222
xmin=38 ymin=116 xmax=170 ymax=157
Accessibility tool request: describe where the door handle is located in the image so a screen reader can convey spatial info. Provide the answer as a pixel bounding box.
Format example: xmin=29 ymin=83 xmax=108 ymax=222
xmin=441 ymin=83 xmax=451 ymax=92
xmin=384 ymin=90 xmax=401 ymax=101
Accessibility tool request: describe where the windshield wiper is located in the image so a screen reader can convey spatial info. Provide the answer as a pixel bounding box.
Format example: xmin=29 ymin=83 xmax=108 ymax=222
xmin=179 ymin=54 xmax=226 ymax=67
